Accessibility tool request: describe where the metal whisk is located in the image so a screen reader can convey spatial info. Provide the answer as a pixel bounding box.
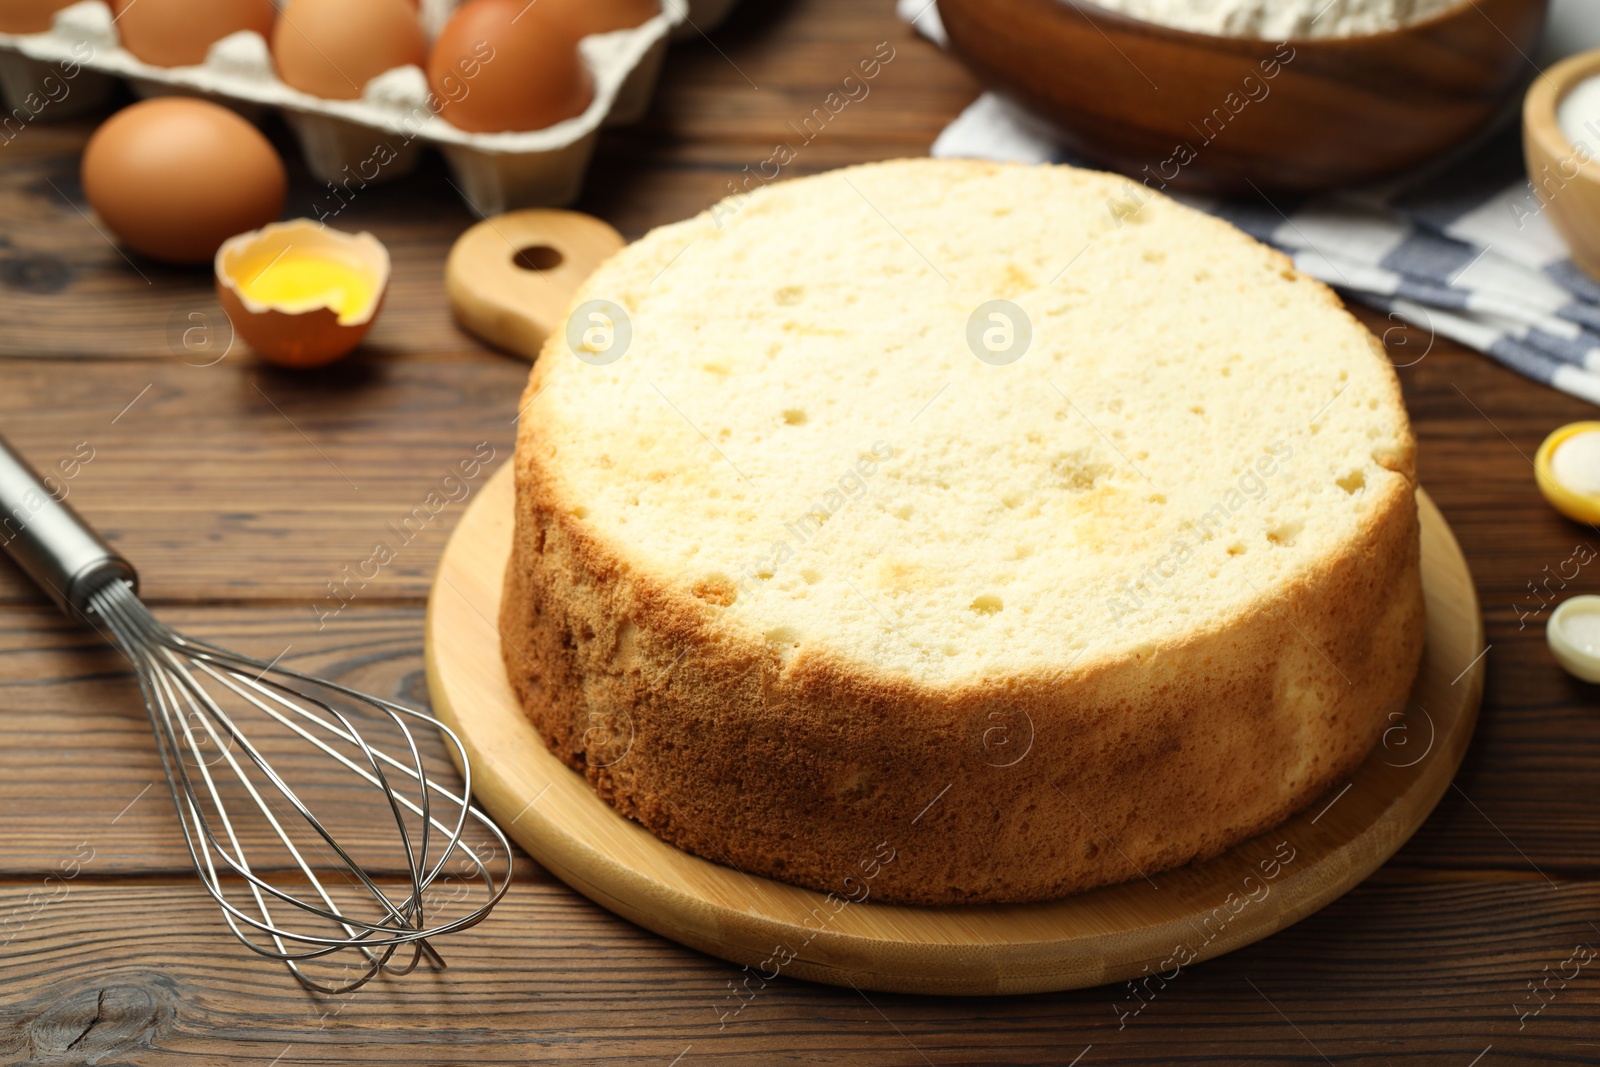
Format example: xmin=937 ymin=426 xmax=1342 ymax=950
xmin=0 ymin=435 xmax=511 ymax=994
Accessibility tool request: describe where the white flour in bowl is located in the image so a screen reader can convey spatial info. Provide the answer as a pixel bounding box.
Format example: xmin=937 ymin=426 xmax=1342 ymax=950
xmin=1082 ymin=0 xmax=1466 ymax=39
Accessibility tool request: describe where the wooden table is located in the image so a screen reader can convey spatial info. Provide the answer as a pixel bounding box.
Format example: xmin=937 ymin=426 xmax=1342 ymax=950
xmin=2 ymin=1 xmax=1597 ymax=1063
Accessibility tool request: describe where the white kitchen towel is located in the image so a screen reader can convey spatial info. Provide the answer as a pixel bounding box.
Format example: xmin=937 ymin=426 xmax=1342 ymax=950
xmin=898 ymin=0 xmax=1600 ymax=404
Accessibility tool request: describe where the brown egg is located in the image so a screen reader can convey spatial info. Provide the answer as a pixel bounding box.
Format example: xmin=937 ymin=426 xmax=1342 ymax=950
xmin=217 ymin=220 xmax=390 ymax=369
xmin=428 ymin=0 xmax=593 ymax=133
xmin=0 ymin=0 xmax=73 ymax=34
xmin=538 ymin=0 xmax=660 ymax=39
xmin=81 ymin=99 xmax=286 ymax=265
xmin=273 ymin=0 xmax=428 ymax=101
xmin=112 ymin=0 xmax=277 ymax=67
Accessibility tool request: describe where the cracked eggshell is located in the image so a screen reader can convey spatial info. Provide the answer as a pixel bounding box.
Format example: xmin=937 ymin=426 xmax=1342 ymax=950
xmin=216 ymin=219 xmax=390 ymax=369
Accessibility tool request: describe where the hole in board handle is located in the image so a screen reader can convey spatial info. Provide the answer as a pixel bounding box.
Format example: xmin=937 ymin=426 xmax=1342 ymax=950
xmin=514 ymin=245 xmax=565 ymax=272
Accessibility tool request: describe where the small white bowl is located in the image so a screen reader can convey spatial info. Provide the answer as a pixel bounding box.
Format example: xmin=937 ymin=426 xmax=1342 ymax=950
xmin=1547 ymin=594 xmax=1600 ymax=682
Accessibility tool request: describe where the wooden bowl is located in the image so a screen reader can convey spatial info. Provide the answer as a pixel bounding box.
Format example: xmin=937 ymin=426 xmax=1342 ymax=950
xmin=1525 ymin=47 xmax=1600 ymax=282
xmin=938 ymin=0 xmax=1548 ymax=194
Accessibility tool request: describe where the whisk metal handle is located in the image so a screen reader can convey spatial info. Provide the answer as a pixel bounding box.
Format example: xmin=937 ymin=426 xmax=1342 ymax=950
xmin=0 ymin=433 xmax=137 ymax=617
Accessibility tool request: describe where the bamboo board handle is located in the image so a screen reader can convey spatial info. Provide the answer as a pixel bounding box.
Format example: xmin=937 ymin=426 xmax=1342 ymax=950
xmin=446 ymin=210 xmax=626 ymax=362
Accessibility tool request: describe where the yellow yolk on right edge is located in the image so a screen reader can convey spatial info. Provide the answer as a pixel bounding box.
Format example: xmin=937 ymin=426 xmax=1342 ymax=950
xmin=238 ymin=251 xmax=375 ymax=324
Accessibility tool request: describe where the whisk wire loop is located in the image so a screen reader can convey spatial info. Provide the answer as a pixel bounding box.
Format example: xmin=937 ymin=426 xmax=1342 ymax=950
xmin=85 ymin=579 xmax=512 ymax=995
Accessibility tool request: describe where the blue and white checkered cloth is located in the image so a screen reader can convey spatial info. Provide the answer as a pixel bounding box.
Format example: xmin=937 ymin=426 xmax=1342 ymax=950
xmin=899 ymin=0 xmax=1600 ymax=403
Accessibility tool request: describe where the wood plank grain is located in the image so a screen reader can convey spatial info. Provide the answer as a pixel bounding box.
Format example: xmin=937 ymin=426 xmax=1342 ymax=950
xmin=0 ymin=358 xmax=526 ymax=604
xmin=0 ymin=0 xmax=1596 ymax=1058
xmin=0 ymin=136 xmax=488 ymax=362
xmin=0 ymin=315 xmax=1593 ymax=885
xmin=0 ymin=604 xmax=528 ymax=879
xmin=1 ymin=879 xmax=1596 ymax=1063
xmin=0 ymin=331 xmax=1582 ymax=609
xmin=618 ymin=1 xmax=978 ymax=144
xmin=0 ymin=596 xmax=1593 ymax=882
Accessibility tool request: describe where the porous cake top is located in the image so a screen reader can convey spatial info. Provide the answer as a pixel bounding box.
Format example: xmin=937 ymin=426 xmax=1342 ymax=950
xmin=518 ymin=159 xmax=1414 ymax=683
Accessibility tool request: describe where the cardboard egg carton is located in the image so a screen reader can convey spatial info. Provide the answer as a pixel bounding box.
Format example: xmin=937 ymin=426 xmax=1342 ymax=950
xmin=0 ymin=0 xmax=742 ymax=216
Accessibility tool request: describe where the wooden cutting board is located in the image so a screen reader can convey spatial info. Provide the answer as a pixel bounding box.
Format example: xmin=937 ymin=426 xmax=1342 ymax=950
xmin=424 ymin=465 xmax=1483 ymax=996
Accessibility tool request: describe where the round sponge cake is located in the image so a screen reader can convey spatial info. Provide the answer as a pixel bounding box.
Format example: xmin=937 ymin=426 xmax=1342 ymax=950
xmin=501 ymin=158 xmax=1423 ymax=905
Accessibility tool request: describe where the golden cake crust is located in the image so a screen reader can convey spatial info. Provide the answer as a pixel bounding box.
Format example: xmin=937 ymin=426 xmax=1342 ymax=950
xmin=499 ymin=159 xmax=1424 ymax=906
